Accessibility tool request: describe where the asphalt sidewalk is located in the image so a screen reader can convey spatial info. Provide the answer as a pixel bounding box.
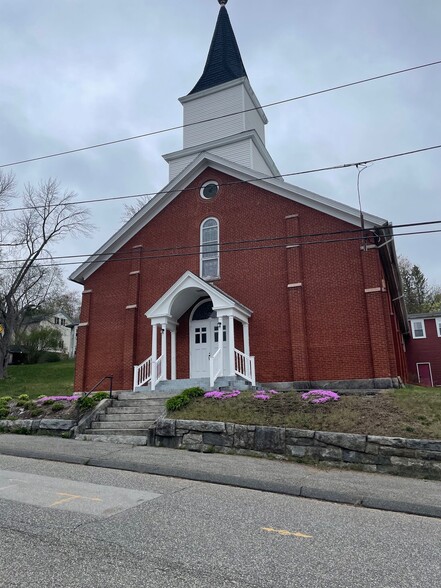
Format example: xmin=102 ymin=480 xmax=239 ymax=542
xmin=0 ymin=433 xmax=440 ymax=518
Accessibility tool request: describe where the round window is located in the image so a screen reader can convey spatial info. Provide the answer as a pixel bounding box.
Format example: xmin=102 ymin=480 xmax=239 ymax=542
xmin=200 ymin=181 xmax=219 ymax=200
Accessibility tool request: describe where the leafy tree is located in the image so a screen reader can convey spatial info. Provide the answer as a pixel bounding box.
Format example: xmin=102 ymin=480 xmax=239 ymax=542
xmin=17 ymin=327 xmax=64 ymax=364
xmin=0 ymin=173 xmax=92 ymax=378
xmin=398 ymin=256 xmax=441 ymax=313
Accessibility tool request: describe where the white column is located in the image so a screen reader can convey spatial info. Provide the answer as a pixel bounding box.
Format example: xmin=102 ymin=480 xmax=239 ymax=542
xmin=151 ymin=324 xmax=158 ymax=389
xmin=228 ymin=315 xmax=235 ymax=376
xmin=217 ymin=316 xmax=223 ymax=377
xmin=217 ymin=316 xmax=223 ymax=352
xmin=171 ymin=328 xmax=177 ymax=381
xmin=243 ymin=322 xmax=250 ymax=357
xmin=161 ymin=323 xmax=167 ymax=381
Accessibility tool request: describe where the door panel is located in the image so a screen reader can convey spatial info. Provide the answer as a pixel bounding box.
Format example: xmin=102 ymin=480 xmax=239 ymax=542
xmin=417 ymin=363 xmax=433 ymax=387
xmin=190 ymin=319 xmax=229 ymax=378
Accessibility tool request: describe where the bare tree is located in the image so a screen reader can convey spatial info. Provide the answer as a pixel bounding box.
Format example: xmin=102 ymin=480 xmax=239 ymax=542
xmin=121 ymin=195 xmax=153 ymax=223
xmin=0 ymin=174 xmax=92 ymax=378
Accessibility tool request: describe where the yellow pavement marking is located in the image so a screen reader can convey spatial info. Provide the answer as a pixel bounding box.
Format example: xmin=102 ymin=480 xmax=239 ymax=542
xmin=261 ymin=527 xmax=313 ymax=539
xmin=50 ymin=492 xmax=103 ymax=507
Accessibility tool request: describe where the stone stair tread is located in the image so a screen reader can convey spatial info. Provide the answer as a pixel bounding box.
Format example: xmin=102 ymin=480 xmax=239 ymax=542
xmin=106 ymin=407 xmax=164 ymax=415
xmin=78 ymin=434 xmax=147 ymax=445
xmin=84 ymin=427 xmax=148 ymax=437
xmin=91 ymin=421 xmax=155 ymax=430
xmin=100 ymin=414 xmax=160 ymax=422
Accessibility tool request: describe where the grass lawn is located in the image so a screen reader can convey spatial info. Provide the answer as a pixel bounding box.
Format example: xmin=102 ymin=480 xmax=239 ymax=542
xmin=172 ymin=387 xmax=441 ymax=440
xmin=0 ymin=360 xmax=75 ymax=400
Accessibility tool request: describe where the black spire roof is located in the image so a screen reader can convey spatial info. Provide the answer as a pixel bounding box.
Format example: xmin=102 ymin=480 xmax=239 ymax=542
xmin=188 ymin=5 xmax=247 ymax=95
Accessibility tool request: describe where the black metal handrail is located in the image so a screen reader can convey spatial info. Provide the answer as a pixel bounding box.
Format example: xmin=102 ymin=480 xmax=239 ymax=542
xmin=75 ymin=375 xmax=113 ymax=427
xmin=82 ymin=375 xmax=113 ymax=400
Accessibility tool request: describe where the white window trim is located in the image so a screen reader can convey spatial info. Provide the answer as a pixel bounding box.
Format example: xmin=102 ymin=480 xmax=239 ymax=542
xmin=200 ymin=217 xmax=220 ymax=280
xmin=436 ymin=318 xmax=441 ymax=338
xmin=410 ymin=319 xmax=426 ymax=339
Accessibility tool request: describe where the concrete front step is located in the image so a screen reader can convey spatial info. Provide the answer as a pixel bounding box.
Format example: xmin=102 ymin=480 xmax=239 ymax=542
xmin=84 ymin=428 xmax=150 ymax=436
xmin=99 ymin=413 xmax=159 ymax=422
xmin=80 ymin=432 xmax=148 ymax=444
xmin=91 ymin=420 xmax=154 ymax=430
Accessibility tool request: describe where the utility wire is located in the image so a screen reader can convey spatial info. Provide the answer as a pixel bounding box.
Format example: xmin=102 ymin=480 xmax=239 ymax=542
xmin=1 ymin=227 xmax=440 ymax=271
xmin=1 ymin=59 xmax=440 ymax=170
xmin=1 ymin=142 xmax=441 ymax=214
xmin=0 ymin=219 xmax=440 ymax=262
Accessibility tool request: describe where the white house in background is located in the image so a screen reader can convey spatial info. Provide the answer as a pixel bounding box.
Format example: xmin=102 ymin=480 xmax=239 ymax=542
xmin=21 ymin=310 xmax=78 ymax=358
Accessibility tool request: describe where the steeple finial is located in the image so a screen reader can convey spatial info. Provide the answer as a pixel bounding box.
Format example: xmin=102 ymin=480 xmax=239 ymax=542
xmin=218 ymin=0 xmax=228 ymax=5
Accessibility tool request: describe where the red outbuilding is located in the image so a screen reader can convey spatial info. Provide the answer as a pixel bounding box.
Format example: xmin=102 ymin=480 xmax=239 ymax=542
xmin=406 ymin=313 xmax=441 ymax=386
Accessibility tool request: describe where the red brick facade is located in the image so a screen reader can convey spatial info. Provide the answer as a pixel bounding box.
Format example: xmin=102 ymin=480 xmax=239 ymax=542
xmin=74 ymin=167 xmax=407 ymax=392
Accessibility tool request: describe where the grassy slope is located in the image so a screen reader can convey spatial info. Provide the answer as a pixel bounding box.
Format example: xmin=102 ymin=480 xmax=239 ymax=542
xmin=0 ymin=360 xmax=75 ymax=400
xmin=172 ymin=387 xmax=441 ymax=439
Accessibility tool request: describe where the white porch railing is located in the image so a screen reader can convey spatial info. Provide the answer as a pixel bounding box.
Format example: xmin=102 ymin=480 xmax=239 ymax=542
xmin=133 ymin=356 xmax=152 ymax=389
xmin=151 ymin=354 xmax=163 ymax=391
xmin=133 ymin=354 xmax=164 ymax=390
xmin=209 ymin=347 xmax=223 ymax=388
xmin=234 ymin=348 xmax=256 ymax=386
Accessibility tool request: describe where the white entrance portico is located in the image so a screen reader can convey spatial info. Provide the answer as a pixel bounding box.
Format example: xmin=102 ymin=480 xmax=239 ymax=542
xmin=133 ymin=271 xmax=255 ymax=390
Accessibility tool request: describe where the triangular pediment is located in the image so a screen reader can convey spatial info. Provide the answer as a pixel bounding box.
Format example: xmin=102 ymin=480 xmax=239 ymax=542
xmin=69 ymin=152 xmax=387 ymax=284
xmin=146 ymin=271 xmax=252 ymax=324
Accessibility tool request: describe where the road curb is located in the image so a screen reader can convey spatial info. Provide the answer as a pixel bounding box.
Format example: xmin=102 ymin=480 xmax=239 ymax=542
xmin=1 ymin=447 xmax=440 ymax=519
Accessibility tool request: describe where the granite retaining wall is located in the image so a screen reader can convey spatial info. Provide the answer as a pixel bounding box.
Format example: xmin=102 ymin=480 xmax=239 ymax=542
xmin=0 ymin=419 xmax=76 ymax=436
xmin=151 ymin=419 xmax=441 ymax=479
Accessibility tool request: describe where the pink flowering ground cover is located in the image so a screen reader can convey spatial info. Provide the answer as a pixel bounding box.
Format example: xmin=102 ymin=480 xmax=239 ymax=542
xmin=169 ymin=387 xmax=441 ymax=439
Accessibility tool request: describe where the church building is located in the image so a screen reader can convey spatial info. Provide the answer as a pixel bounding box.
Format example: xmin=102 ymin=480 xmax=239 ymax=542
xmin=70 ymin=1 xmax=408 ymax=392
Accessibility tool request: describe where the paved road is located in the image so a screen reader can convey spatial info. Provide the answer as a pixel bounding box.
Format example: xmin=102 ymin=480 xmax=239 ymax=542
xmin=0 ymin=454 xmax=440 ymax=588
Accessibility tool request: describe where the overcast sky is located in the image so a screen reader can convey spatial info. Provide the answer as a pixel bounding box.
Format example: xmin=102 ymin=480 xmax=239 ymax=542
xmin=1 ymin=0 xmax=440 ymax=291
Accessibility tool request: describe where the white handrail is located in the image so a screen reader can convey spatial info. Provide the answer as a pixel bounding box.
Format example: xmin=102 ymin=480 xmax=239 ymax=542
xmin=209 ymin=347 xmax=223 ymax=387
xmin=234 ymin=348 xmax=255 ymax=386
xmin=151 ymin=354 xmax=163 ymax=391
xmin=133 ymin=356 xmax=152 ymax=389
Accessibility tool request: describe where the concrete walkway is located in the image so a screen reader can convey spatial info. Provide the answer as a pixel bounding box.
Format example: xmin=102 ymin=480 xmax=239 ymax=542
xmin=0 ymin=434 xmax=440 ymax=518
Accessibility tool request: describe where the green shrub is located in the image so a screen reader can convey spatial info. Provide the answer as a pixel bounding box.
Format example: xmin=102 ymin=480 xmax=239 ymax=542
xmin=0 ymin=407 xmax=9 ymax=419
xmin=37 ymin=395 xmax=47 ymax=400
xmin=30 ymin=408 xmax=44 ymax=417
xmin=0 ymin=396 xmax=12 ymax=403
xmin=76 ymin=396 xmax=95 ymax=411
xmin=181 ymin=387 xmax=204 ymax=399
xmin=166 ymin=395 xmax=190 ymax=412
xmin=39 ymin=352 xmax=61 ymax=363
xmin=18 ymin=394 xmax=29 ymax=401
xmin=165 ymin=387 xmax=204 ymax=412
xmin=93 ymin=392 xmax=110 ymax=401
xmin=51 ymin=402 xmax=64 ymax=412
xmin=43 ymin=399 xmax=55 ymax=406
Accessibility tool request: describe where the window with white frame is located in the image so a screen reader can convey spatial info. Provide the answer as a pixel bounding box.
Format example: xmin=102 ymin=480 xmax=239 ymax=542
xmin=411 ymin=319 xmax=426 ymax=339
xmin=200 ymin=218 xmax=219 ymax=279
xmin=436 ymin=318 xmax=441 ymax=337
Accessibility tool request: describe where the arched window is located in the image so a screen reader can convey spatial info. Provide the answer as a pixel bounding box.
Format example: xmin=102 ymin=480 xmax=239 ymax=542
xmin=200 ymin=218 xmax=219 ymax=279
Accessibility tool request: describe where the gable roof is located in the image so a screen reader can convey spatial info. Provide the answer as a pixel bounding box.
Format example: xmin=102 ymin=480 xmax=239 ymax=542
xmin=189 ymin=5 xmax=247 ymax=95
xmin=69 ymin=152 xmax=388 ymax=284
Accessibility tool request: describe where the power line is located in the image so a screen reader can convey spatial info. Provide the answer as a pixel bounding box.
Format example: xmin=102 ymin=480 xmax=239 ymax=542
xmin=0 ymin=226 xmax=439 ymax=271
xmin=0 ymin=219 xmax=439 ymax=262
xmin=1 ymin=59 xmax=440 ymax=170
xmin=1 ymin=142 xmax=441 ymax=214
